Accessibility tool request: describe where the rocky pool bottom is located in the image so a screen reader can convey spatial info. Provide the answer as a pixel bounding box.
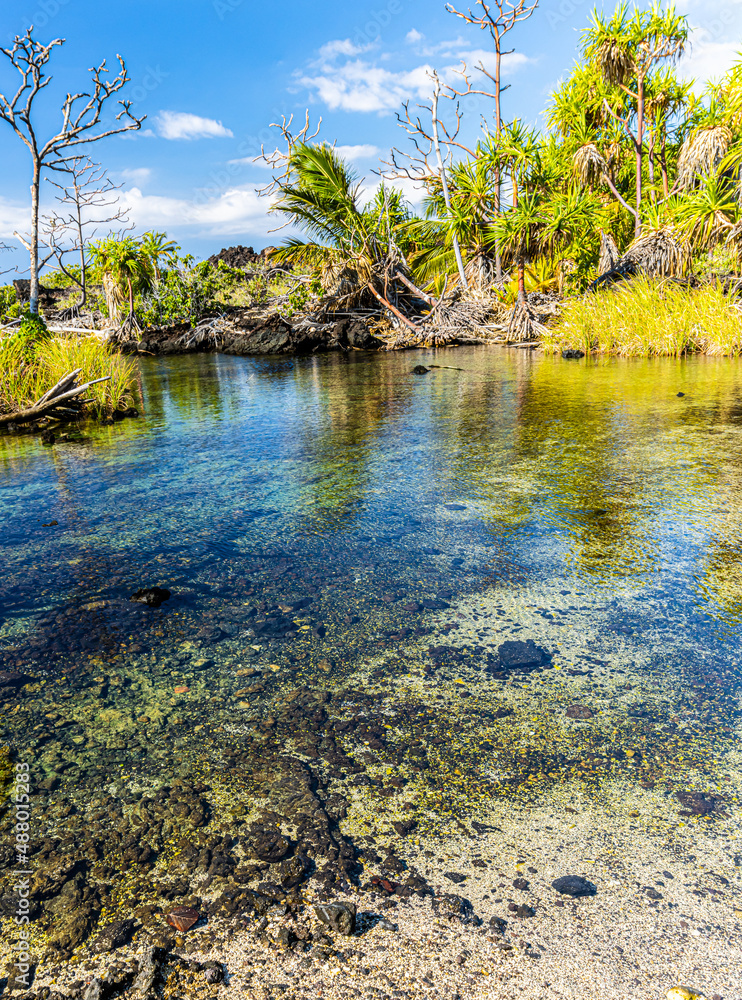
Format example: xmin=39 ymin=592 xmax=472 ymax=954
xmin=1 ymin=573 xmax=741 ymax=1000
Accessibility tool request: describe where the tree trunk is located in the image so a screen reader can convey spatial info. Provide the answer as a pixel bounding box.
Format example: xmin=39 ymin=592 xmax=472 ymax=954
xmin=75 ymin=188 xmax=87 ymax=308
xmin=432 ymin=74 xmax=468 ymax=290
xmin=517 ymin=256 xmax=526 ymax=304
xmin=29 ymin=160 xmax=41 ymax=316
xmin=635 ymin=75 xmax=645 ymax=236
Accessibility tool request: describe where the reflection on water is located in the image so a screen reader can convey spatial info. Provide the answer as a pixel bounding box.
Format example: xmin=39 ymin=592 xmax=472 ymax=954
xmin=5 ymin=348 xmax=739 ymax=629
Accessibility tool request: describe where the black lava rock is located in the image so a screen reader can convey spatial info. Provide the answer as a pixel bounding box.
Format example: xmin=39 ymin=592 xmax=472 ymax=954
xmin=314 ymin=901 xmax=356 ymax=936
xmin=551 ymin=875 xmax=597 ymax=897
xmin=130 ymin=587 xmax=171 ymax=608
xmin=412 ymin=365 xmax=429 ymax=374
xmin=443 ymin=872 xmax=467 ymax=884
xmin=91 ymin=918 xmax=135 ymax=954
xmin=497 ymin=639 xmax=550 ymax=672
xmin=562 ymin=349 xmax=585 ymax=359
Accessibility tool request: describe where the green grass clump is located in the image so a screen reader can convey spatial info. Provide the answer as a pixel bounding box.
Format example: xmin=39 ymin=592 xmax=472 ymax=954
xmin=0 ymin=332 xmax=138 ymax=417
xmin=543 ymin=278 xmax=742 ymax=357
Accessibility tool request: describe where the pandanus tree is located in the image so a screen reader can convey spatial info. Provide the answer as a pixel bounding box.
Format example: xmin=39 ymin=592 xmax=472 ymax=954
xmin=581 ymin=2 xmax=688 ymax=233
xmin=90 ymin=235 xmax=155 ymax=330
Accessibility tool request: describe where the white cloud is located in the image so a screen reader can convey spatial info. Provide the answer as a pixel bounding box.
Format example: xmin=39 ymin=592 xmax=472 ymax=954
xmin=334 ymin=143 xmax=382 ymax=161
xmin=299 ymin=59 xmax=436 ymax=112
xmin=155 ymin=111 xmax=234 ymax=140
xmin=121 ymin=185 xmax=271 ymax=236
xmin=406 ymin=29 xmax=424 ymax=44
xmin=318 ymin=39 xmax=371 ymax=60
xmin=0 ymin=197 xmax=30 ymax=239
xmin=118 ymin=167 xmax=152 ymax=184
xmin=298 ymin=35 xmax=532 ymax=113
xmin=676 ymin=0 xmax=742 ymax=87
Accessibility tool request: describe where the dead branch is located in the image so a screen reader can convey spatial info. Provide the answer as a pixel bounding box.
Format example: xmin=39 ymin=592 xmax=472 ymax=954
xmin=0 ymin=370 xmax=111 ymax=427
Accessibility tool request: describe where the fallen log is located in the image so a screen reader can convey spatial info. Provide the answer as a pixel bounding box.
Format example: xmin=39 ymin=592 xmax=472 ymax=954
xmin=0 ymin=371 xmax=111 ymax=427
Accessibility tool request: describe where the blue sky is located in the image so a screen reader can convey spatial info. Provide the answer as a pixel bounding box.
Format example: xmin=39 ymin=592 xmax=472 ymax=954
xmin=0 ymin=0 xmax=740 ymax=272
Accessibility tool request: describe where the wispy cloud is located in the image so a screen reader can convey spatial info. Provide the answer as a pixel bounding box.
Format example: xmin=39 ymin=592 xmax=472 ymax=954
xmin=121 ymin=185 xmax=270 ymax=236
xmin=335 ymin=143 xmax=382 ymax=160
xmin=117 ymin=167 xmax=153 ymax=184
xmin=298 ymin=36 xmax=532 ymax=113
xmin=155 ymin=111 xmax=234 ymax=140
xmin=0 ymin=197 xmax=30 ymax=239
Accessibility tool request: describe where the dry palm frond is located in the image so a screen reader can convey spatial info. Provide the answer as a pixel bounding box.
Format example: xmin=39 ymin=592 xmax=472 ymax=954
xmin=573 ymin=143 xmax=608 ymax=185
xmin=597 ymin=39 xmax=633 ymax=86
xmin=507 ymin=300 xmax=549 ymax=342
xmin=676 ymin=126 xmax=733 ymax=190
xmin=725 ymin=218 xmax=742 ymax=247
xmin=321 ymin=256 xmax=375 ymax=310
xmin=620 ymin=226 xmax=688 ymax=277
xmin=464 ymin=254 xmax=496 ymax=291
xmin=598 ymin=230 xmax=620 ymax=274
xmin=102 ymin=272 xmax=127 ymax=323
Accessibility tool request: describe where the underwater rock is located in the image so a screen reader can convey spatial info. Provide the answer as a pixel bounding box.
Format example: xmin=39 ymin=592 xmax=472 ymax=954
xmin=130 ymin=587 xmax=171 ymax=608
xmin=511 ymin=903 xmax=535 ymax=918
xmin=551 ymin=875 xmax=597 ymax=897
xmin=91 ymin=918 xmax=135 ymax=953
xmin=443 ymin=872 xmax=467 ymax=884
xmin=444 ymin=503 xmax=467 ymax=510
xmin=677 ymin=791 xmax=719 ymax=816
xmin=512 ymin=878 xmax=530 ymax=890
xmin=562 ymin=349 xmax=585 ymax=359
xmin=412 ymin=365 xmax=429 ymax=374
xmin=566 ymin=704 xmax=594 ymax=720
xmin=251 ymin=829 xmax=291 ymax=863
xmin=497 ymin=639 xmax=550 ymax=672
xmin=433 ymin=893 xmax=476 ymax=924
xmin=314 ymin=900 xmax=356 ymax=935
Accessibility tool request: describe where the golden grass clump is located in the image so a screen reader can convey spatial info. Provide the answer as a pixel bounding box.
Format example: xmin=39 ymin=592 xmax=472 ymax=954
xmin=543 ymin=277 xmax=742 ymax=357
xmin=0 ymin=333 xmax=138 ymax=416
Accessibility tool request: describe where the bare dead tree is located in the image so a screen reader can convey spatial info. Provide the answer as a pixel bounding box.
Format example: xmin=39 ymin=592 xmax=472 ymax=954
xmin=255 ymin=111 xmax=322 ymax=200
xmin=445 ymin=1 xmax=539 ymax=282
xmin=0 ymin=27 xmax=145 ymax=316
xmin=42 ymin=155 xmax=129 ymax=314
xmin=383 ymin=70 xmax=473 ymax=289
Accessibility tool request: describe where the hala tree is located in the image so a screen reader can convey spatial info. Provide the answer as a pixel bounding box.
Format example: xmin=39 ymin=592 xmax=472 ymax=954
xmin=0 ymin=28 xmax=144 ymax=315
xmin=582 ymin=2 xmax=688 ymax=234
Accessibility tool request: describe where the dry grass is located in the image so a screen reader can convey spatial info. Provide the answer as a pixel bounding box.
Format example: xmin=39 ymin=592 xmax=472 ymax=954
xmin=542 ymin=277 xmax=742 ymax=356
xmin=0 ymin=333 xmax=138 ymax=416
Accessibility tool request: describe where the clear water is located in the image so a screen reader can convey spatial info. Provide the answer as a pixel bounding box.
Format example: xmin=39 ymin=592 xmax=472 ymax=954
xmin=1 ymin=347 xmax=741 ymax=796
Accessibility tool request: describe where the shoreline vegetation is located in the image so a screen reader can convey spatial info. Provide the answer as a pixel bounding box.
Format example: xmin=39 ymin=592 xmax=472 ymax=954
xmin=2 ymin=4 xmax=742 ymax=432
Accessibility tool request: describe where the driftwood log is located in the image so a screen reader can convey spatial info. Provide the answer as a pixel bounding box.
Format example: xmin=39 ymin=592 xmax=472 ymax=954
xmin=0 ymin=368 xmax=110 ymax=427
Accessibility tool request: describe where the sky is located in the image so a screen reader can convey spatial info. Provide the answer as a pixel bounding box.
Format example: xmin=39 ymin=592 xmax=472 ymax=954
xmin=0 ymin=0 xmax=740 ymax=273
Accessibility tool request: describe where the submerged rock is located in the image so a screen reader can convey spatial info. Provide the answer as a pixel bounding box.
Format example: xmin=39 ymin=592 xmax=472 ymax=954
xmin=130 ymin=587 xmax=171 ymax=608
xmin=551 ymin=875 xmax=597 ymax=897
xmin=314 ymin=900 xmax=356 ymax=935
xmin=562 ymin=349 xmax=585 ymax=359
xmin=497 ymin=639 xmax=550 ymax=672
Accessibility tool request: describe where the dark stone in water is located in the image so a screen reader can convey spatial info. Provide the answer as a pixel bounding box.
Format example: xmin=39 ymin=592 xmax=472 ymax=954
xmin=562 ymin=349 xmax=585 ymax=359
xmin=566 ymin=704 xmax=593 ymax=720
xmin=443 ymin=872 xmax=467 ymax=884
xmin=130 ymin=587 xmax=171 ymax=608
xmin=41 ymin=429 xmax=55 ymax=446
xmin=512 ymin=877 xmax=530 ymax=890
xmin=0 ymin=670 xmax=30 ymax=689
xmin=552 ymin=875 xmax=597 ymax=897
xmin=444 ymin=503 xmax=467 ymax=511
xmin=677 ymin=791 xmax=719 ymax=816
xmin=497 ymin=639 xmax=549 ymax=672
xmin=513 ymin=904 xmax=535 ymax=918
xmin=677 ymin=392 xmax=685 ymax=397
xmin=433 ymin=893 xmax=476 ymax=924
xmin=251 ymin=830 xmax=291 ymax=863
xmin=91 ymin=918 xmax=135 ymax=953
xmin=314 ymin=901 xmax=356 ymax=935
xmin=412 ymin=365 xmax=429 ymax=374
